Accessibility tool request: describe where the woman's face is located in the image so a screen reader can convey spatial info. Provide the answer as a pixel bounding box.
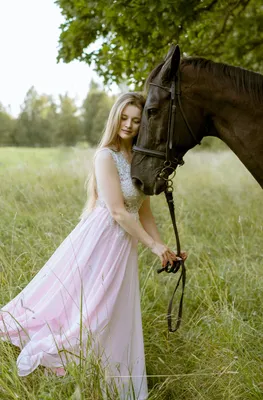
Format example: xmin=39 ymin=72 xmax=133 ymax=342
xmin=118 ymin=104 xmax=142 ymax=143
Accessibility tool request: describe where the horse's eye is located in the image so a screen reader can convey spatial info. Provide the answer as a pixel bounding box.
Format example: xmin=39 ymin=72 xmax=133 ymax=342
xmin=147 ymin=108 xmax=158 ymax=118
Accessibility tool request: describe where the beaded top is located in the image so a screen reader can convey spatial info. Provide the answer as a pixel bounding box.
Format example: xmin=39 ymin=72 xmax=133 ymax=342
xmin=95 ymin=147 xmax=147 ymax=217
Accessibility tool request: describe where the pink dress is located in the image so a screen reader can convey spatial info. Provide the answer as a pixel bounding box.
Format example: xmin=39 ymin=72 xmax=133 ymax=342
xmin=0 ymin=148 xmax=148 ymax=400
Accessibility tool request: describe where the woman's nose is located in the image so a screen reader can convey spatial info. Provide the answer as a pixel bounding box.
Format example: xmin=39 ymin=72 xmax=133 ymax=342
xmin=125 ymin=119 xmax=132 ymax=127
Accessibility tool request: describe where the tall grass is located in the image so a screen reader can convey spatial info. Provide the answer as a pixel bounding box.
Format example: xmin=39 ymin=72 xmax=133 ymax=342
xmin=0 ymin=147 xmax=262 ymax=399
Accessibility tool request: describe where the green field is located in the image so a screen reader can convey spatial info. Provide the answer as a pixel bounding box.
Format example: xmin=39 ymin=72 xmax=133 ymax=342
xmin=0 ymin=147 xmax=262 ymax=400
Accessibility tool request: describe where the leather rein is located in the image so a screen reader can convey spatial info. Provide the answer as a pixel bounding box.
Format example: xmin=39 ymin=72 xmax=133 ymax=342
xmin=132 ymin=68 xmax=200 ymax=332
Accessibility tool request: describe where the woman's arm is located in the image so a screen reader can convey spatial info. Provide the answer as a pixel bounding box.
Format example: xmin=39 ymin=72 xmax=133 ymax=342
xmin=95 ymin=150 xmax=155 ymax=249
xmin=139 ymin=196 xmax=188 ymax=263
xmin=94 ymin=150 xmax=178 ymax=266
xmin=139 ymin=197 xmax=165 ymax=245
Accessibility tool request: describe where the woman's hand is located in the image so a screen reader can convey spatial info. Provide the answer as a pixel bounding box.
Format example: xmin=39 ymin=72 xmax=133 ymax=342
xmin=150 ymin=241 xmax=187 ymax=267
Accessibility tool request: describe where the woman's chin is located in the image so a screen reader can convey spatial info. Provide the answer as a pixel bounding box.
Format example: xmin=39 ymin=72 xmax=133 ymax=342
xmin=119 ymin=134 xmax=133 ymax=142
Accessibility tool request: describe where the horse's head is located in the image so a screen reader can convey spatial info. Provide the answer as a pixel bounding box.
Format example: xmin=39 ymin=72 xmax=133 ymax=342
xmin=131 ymin=45 xmax=206 ymax=195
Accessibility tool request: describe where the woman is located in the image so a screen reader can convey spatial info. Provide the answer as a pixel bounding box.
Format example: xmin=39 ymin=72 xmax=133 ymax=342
xmin=0 ymin=92 xmax=186 ymax=399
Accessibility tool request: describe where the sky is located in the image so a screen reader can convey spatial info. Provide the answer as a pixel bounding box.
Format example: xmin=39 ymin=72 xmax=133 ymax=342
xmin=0 ymin=0 xmax=115 ymax=116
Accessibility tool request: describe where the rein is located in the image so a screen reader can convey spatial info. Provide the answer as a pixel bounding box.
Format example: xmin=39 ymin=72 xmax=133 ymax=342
xmin=157 ymin=183 xmax=187 ymax=332
xmin=132 ymin=50 xmax=200 ymax=331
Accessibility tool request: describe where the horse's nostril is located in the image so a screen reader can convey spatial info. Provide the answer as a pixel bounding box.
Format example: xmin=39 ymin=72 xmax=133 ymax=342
xmin=132 ymin=177 xmax=144 ymax=191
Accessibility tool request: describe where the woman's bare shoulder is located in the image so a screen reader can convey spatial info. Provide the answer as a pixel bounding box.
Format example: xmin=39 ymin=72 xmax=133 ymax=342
xmin=95 ymin=146 xmax=118 ymax=153
xmin=94 ymin=147 xmax=117 ymax=164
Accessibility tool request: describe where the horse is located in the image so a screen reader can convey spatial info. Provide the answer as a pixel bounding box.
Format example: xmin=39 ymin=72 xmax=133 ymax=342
xmin=131 ymin=44 xmax=263 ymax=195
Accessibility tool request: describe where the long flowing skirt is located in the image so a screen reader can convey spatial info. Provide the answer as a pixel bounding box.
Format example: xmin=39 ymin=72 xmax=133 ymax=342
xmin=0 ymin=206 xmax=148 ymax=399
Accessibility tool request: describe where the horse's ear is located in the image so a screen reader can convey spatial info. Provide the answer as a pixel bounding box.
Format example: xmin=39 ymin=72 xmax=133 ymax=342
xmin=164 ymin=44 xmax=177 ymax=61
xmin=161 ymin=44 xmax=181 ymax=83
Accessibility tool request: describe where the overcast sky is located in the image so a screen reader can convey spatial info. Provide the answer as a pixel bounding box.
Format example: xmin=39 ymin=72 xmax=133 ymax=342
xmin=0 ymin=0 xmax=115 ymax=116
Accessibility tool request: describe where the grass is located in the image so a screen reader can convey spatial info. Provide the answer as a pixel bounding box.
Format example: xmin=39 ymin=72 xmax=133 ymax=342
xmin=0 ymin=147 xmax=262 ymax=400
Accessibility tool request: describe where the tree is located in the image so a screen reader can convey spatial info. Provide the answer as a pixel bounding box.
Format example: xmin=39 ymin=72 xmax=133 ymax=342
xmin=57 ymin=94 xmax=81 ymax=146
xmin=13 ymin=87 xmax=59 ymax=147
xmin=82 ymin=80 xmax=115 ymax=146
xmin=0 ymin=104 xmax=15 ymax=146
xmin=56 ymin=0 xmax=263 ymax=86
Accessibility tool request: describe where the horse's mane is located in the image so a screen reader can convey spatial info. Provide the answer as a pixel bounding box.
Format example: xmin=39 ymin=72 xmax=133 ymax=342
xmin=182 ymin=57 xmax=263 ymax=104
xmin=145 ymin=56 xmax=263 ymax=104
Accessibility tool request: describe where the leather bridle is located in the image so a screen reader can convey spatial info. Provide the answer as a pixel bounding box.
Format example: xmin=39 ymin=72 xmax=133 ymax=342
xmin=132 ymin=67 xmax=200 ymax=332
xmin=133 ymin=67 xmax=200 ymax=172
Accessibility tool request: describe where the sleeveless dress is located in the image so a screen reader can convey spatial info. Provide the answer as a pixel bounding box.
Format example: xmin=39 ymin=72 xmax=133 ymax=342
xmin=0 ymin=147 xmax=148 ymax=400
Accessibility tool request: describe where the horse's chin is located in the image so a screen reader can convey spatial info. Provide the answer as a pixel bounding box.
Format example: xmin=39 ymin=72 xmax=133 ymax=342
xmin=132 ymin=177 xmax=155 ymax=196
xmin=153 ymin=178 xmax=166 ymax=195
xmin=132 ymin=176 xmax=166 ymax=196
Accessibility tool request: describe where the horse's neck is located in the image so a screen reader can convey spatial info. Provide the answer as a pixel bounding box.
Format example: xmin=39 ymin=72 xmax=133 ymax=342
xmin=188 ymin=68 xmax=263 ymax=188
xmin=214 ymin=114 xmax=263 ymax=188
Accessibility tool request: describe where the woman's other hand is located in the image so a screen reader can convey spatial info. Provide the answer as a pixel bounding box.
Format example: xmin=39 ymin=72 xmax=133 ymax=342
xmin=150 ymin=241 xmax=187 ymax=267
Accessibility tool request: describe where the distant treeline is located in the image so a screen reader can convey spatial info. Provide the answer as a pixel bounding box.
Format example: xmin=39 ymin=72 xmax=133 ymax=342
xmin=0 ymin=81 xmax=116 ymax=148
xmin=0 ymin=81 xmax=226 ymax=150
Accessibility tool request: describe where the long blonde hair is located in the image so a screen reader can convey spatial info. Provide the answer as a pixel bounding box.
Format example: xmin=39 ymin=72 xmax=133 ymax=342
xmin=80 ymin=92 xmax=145 ymax=219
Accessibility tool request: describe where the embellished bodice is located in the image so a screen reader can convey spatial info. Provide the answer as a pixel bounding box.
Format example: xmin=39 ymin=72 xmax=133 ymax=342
xmin=95 ymin=148 xmax=147 ymax=219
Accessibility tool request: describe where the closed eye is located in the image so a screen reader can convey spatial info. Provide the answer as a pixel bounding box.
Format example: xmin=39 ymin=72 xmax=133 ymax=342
xmin=147 ymin=107 xmax=158 ymax=119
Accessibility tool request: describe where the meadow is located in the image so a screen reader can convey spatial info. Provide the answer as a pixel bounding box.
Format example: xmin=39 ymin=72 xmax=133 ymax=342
xmin=0 ymin=147 xmax=262 ymax=400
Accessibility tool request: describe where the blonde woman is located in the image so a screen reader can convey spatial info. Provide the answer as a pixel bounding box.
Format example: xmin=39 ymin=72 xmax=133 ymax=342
xmin=0 ymin=92 xmax=186 ymax=399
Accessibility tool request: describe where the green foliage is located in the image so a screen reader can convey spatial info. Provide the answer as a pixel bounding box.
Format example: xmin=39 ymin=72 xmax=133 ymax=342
xmin=57 ymin=94 xmax=82 ymax=146
xmin=0 ymin=84 xmax=116 ymax=148
xmin=0 ymin=147 xmax=262 ymax=399
xmin=82 ymin=80 xmax=115 ymax=146
xmin=56 ymin=0 xmax=263 ymax=86
xmin=13 ymin=87 xmax=59 ymax=147
xmin=0 ymin=104 xmax=15 ymax=146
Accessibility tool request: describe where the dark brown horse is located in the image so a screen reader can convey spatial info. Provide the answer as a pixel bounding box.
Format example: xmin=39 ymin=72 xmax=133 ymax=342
xmin=131 ymin=45 xmax=263 ymax=195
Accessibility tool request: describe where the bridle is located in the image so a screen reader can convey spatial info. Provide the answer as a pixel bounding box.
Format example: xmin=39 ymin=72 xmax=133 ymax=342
xmin=132 ymin=64 xmax=200 ymax=332
xmin=133 ymin=67 xmax=200 ymax=173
